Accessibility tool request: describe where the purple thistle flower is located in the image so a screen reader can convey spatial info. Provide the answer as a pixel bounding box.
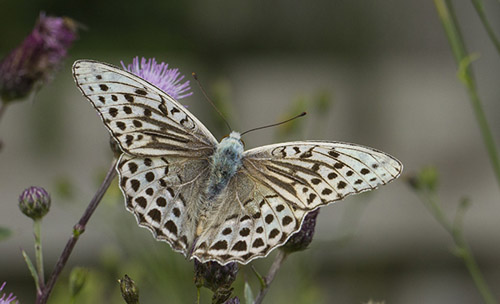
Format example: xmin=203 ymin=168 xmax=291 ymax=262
xmin=121 ymin=57 xmax=192 ymax=100
xmin=0 ymin=13 xmax=79 ymax=102
xmin=19 ymin=186 xmax=51 ymax=220
xmin=0 ymin=282 xmax=18 ymax=304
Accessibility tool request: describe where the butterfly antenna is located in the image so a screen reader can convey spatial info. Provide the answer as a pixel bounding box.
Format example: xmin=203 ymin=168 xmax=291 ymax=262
xmin=240 ymin=112 xmax=307 ymax=136
xmin=192 ymin=72 xmax=232 ymax=132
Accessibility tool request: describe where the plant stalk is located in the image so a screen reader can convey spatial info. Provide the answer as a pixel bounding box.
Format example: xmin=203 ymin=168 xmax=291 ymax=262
xmin=33 ymin=219 xmax=45 ymax=291
xmin=253 ymin=250 xmax=288 ymax=304
xmin=36 ymin=159 xmax=117 ymax=304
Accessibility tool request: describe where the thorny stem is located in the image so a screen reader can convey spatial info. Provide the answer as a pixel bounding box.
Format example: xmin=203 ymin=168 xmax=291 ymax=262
xmin=33 ymin=219 xmax=45 ymax=293
xmin=36 ymin=159 xmax=118 ymax=304
xmin=253 ymin=250 xmax=288 ymax=304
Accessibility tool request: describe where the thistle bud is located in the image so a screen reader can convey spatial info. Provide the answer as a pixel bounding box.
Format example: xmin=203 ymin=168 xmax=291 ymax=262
xmin=282 ymin=209 xmax=319 ymax=253
xmin=18 ymin=186 xmax=51 ymax=220
xmin=118 ymin=275 xmax=139 ymax=304
xmin=194 ymin=260 xmax=238 ymax=304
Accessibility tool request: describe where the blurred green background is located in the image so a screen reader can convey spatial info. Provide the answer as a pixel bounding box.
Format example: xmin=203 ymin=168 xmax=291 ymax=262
xmin=1 ymin=0 xmax=500 ymax=303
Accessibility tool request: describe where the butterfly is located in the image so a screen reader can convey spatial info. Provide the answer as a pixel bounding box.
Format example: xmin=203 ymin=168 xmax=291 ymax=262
xmin=72 ymin=60 xmax=403 ymax=265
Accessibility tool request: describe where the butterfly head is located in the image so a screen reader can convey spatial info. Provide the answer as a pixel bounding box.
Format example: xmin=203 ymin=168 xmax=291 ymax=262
xmin=217 ymin=131 xmax=244 ymax=160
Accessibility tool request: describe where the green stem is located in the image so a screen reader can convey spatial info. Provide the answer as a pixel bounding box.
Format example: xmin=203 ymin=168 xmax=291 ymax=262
xmin=434 ymin=0 xmax=500 ymax=191
xmin=471 ymin=0 xmax=500 ymax=55
xmin=414 ymin=189 xmax=496 ymax=304
xmin=34 ymin=219 xmax=45 ymax=289
xmin=421 ymin=192 xmax=453 ymax=234
xmin=37 ymin=159 xmax=118 ymax=304
xmin=466 ymin=86 xmax=500 ymax=186
xmin=452 ymin=231 xmax=497 ymax=304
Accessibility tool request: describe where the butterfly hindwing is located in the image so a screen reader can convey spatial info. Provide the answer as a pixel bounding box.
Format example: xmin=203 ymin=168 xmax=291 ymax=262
xmin=118 ymin=153 xmax=211 ymax=254
xmin=192 ymin=171 xmax=307 ymax=264
xmin=72 ymin=60 xmax=217 ymax=157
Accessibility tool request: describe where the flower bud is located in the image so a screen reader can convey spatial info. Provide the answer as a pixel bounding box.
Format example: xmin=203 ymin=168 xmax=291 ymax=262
xmin=407 ymin=166 xmax=439 ymax=193
xmin=118 ymin=275 xmax=139 ymax=304
xmin=18 ymin=186 xmax=51 ymax=220
xmin=282 ymin=209 xmax=319 ymax=253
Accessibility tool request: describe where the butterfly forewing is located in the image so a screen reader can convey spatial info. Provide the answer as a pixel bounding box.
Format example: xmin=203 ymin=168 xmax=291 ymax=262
xmin=243 ymin=141 xmax=402 ymax=209
xmin=72 ymin=60 xmax=217 ymax=157
xmin=73 ymin=60 xmax=217 ymax=256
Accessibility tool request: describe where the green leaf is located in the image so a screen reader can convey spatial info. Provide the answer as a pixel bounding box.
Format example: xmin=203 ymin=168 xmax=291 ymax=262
xmin=250 ymin=265 xmax=266 ymax=290
xmin=22 ymin=249 xmax=40 ymax=292
xmin=244 ymin=281 xmax=254 ymax=304
xmin=0 ymin=226 xmax=12 ymax=241
xmin=69 ymin=267 xmax=88 ymax=299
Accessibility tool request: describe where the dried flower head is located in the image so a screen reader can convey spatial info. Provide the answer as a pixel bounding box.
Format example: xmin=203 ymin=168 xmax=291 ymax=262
xmin=282 ymin=209 xmax=319 ymax=253
xmin=0 ymin=282 xmax=18 ymax=304
xmin=121 ymin=57 xmax=192 ymax=100
xmin=0 ymin=13 xmax=79 ymax=102
xmin=194 ymin=260 xmax=239 ymax=304
xmin=18 ymin=186 xmax=51 ymax=220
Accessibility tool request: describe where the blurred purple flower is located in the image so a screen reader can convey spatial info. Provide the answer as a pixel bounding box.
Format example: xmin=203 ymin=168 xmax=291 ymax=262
xmin=0 ymin=13 xmax=78 ymax=102
xmin=0 ymin=13 xmax=79 ymax=102
xmin=0 ymin=282 xmax=18 ymax=304
xmin=121 ymin=57 xmax=192 ymax=100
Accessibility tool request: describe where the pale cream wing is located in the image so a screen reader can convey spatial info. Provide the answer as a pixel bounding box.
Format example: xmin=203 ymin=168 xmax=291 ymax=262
xmin=73 ymin=60 xmax=217 ymax=157
xmin=118 ymin=153 xmax=211 ymax=255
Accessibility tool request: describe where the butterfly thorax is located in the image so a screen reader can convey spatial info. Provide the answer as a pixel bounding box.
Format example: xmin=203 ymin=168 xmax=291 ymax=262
xmin=206 ymin=131 xmax=244 ymax=200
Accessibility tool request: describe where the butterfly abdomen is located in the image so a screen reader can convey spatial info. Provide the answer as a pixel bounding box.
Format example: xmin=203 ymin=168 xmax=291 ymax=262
xmin=206 ymin=132 xmax=244 ymax=200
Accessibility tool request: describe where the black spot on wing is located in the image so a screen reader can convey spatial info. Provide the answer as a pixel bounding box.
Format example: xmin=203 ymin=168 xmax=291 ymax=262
xmin=135 ymin=89 xmax=147 ymax=95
